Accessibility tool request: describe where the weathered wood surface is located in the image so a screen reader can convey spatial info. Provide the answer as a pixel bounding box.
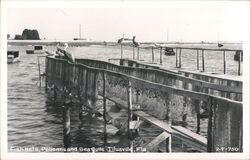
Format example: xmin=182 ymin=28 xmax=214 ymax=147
xmin=76 ymin=59 xmax=242 ymax=96
xmin=179 ymin=70 xmax=242 ymax=101
xmin=106 ymin=96 xmax=207 ymax=151
xmin=207 ymin=98 xmax=243 ymax=152
xmin=144 ymin=131 xmax=170 ymax=151
xmin=46 ymin=56 xmax=243 ymax=152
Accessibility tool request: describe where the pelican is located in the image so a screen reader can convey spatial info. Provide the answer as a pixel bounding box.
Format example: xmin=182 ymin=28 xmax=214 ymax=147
xmin=117 ymin=38 xmax=124 ymax=44
xmin=62 ymin=43 xmax=75 ymax=62
xmin=132 ymin=36 xmax=140 ymax=47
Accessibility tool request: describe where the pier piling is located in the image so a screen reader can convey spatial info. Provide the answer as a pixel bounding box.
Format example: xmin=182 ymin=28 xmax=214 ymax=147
xmin=37 ymin=57 xmax=41 ymax=87
xmin=166 ymin=135 xmax=172 ymax=152
xmin=175 ymin=48 xmax=178 ymax=68
xmin=127 ymin=80 xmax=133 ymax=137
xmin=223 ymin=51 xmax=226 ymax=74
xmin=160 ymin=47 xmax=163 ymax=65
xmin=63 ymin=104 xmax=71 ymax=149
xmin=152 ymin=47 xmax=155 ymax=63
xmin=137 ymin=47 xmax=140 ymax=60
xmin=197 ymin=50 xmax=199 ymax=70
xmin=133 ymin=46 xmax=135 ymax=60
xmin=202 ymin=50 xmax=205 ymax=72
xmin=179 ymin=48 xmax=182 ymax=68
xmin=102 ymin=72 xmax=107 ymax=141
xmin=238 ymin=51 xmax=241 ymax=75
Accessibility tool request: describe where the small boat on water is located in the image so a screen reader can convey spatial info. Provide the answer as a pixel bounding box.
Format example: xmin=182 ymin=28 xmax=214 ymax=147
xmin=165 ymin=47 xmax=175 ymax=56
xmin=234 ymin=50 xmax=243 ymax=61
xmin=7 ymin=51 xmax=20 ymax=64
xmin=26 ymin=45 xmax=44 ymax=54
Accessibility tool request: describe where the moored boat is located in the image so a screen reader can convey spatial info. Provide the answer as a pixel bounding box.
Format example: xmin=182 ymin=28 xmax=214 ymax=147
xmin=164 ymin=47 xmax=175 ymax=56
xmin=234 ymin=50 xmax=243 ymax=61
xmin=7 ymin=51 xmax=20 ymax=64
xmin=26 ymin=45 xmax=44 ymax=54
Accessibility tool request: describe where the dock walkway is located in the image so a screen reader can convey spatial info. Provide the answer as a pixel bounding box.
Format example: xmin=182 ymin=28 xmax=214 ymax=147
xmin=44 ymin=49 xmax=242 ymax=152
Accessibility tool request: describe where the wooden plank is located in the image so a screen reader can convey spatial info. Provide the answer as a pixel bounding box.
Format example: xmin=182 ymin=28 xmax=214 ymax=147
xmin=173 ymin=132 xmax=207 ymax=152
xmin=106 ymin=96 xmax=208 ymax=151
xmin=144 ymin=131 xmax=170 ymax=151
xmin=106 ymin=96 xmax=173 ymax=133
xmin=47 ymin=56 xmax=242 ymax=104
xmin=129 ymin=120 xmax=143 ymax=129
xmin=172 ymin=125 xmax=207 ymax=145
xmin=178 ymin=70 xmax=242 ymax=82
xmin=75 ymin=58 xmax=242 ymax=94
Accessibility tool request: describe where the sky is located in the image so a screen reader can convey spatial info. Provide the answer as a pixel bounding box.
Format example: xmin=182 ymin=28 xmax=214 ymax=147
xmin=7 ymin=5 xmax=247 ymax=42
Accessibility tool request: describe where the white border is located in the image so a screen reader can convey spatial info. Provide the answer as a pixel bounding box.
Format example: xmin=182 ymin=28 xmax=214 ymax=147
xmin=1 ymin=1 xmax=249 ymax=160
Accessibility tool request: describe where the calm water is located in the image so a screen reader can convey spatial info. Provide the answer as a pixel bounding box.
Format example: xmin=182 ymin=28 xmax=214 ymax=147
xmin=7 ymin=43 xmax=241 ymax=152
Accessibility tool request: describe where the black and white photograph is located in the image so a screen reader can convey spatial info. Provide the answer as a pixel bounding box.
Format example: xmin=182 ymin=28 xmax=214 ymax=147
xmin=1 ymin=1 xmax=249 ymax=160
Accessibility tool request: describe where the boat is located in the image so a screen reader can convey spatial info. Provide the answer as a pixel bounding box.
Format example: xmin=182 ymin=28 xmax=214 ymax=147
xmin=164 ymin=47 xmax=175 ymax=56
xmin=7 ymin=51 xmax=20 ymax=64
xmin=234 ymin=50 xmax=243 ymax=61
xmin=26 ymin=45 xmax=44 ymax=54
xmin=26 ymin=50 xmax=34 ymax=54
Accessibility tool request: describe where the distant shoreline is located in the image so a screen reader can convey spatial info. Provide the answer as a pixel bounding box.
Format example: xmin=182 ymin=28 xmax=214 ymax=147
xmin=8 ymin=40 xmax=242 ymax=47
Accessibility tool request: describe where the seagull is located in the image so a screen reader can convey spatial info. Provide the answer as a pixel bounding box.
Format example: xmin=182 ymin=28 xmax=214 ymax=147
xmin=218 ymin=43 xmax=223 ymax=47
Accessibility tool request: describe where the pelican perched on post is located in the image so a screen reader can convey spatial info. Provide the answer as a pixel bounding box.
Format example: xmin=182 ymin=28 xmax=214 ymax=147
xmin=63 ymin=43 xmax=75 ymax=62
xmin=132 ymin=36 xmax=140 ymax=47
xmin=117 ymin=37 xmax=124 ymax=44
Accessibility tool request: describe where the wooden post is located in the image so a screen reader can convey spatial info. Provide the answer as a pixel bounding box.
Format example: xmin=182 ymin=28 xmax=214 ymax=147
xmin=53 ymin=86 xmax=57 ymax=103
xmin=202 ymin=50 xmax=205 ymax=72
xmin=133 ymin=46 xmax=135 ymax=60
xmin=127 ymin=80 xmax=133 ymax=137
xmin=197 ymin=49 xmax=199 ymax=70
xmin=152 ymin=47 xmax=154 ymax=63
xmin=137 ymin=47 xmax=140 ymax=60
xmin=45 ymin=57 xmax=48 ymax=92
xmin=206 ymin=97 xmax=213 ymax=152
xmin=166 ymin=136 xmax=172 ymax=152
xmin=238 ymin=51 xmax=241 ymax=75
xmin=121 ymin=44 xmax=123 ymax=59
xmin=160 ymin=47 xmax=163 ymax=65
xmin=196 ymin=110 xmax=201 ymax=134
xmin=179 ymin=48 xmax=182 ymax=68
xmin=223 ymin=50 xmax=226 ymax=74
xmin=37 ymin=56 xmax=41 ymax=87
xmin=102 ymin=72 xmax=107 ymax=142
xmin=175 ymin=48 xmax=178 ymax=68
xmin=127 ymin=80 xmax=133 ymax=152
xmin=63 ymin=105 xmax=71 ymax=149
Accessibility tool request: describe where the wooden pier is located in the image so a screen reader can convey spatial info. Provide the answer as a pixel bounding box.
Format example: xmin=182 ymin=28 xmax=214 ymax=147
xmin=118 ymin=45 xmax=243 ymax=75
xmin=44 ymin=51 xmax=242 ymax=152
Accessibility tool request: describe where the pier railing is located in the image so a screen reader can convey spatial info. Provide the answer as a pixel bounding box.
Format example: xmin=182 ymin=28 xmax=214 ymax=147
xmin=118 ymin=44 xmax=243 ymax=75
xmin=46 ymin=56 xmax=242 ymax=152
xmin=76 ymin=58 xmax=242 ymax=101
